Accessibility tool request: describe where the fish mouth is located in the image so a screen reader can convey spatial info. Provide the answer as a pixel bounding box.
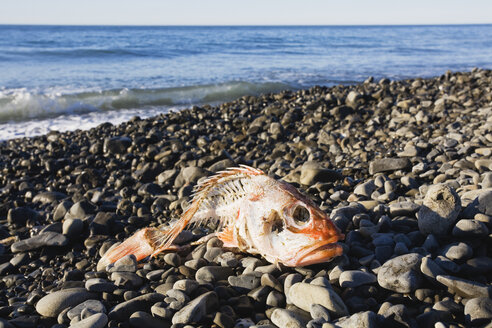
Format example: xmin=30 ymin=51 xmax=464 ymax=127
xmin=286 ymin=237 xmax=343 ymax=267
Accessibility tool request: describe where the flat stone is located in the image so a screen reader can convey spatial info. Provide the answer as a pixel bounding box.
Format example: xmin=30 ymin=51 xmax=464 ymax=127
xmin=85 ymin=278 xmax=116 ymax=293
xmin=452 ymin=219 xmax=489 ymax=237
xmin=388 ymin=201 xmax=420 ymax=217
xmin=334 ymin=311 xmax=378 ymax=328
xmin=300 ymin=161 xmax=342 ymax=185
xmin=69 ymin=313 xmax=108 ymax=328
xmin=464 ymin=297 xmax=492 ymax=325
xmin=108 ymin=293 xmax=165 ymax=321
xmin=339 ymin=270 xmax=377 ymax=288
xmin=436 ymin=275 xmax=492 ymax=298
xmin=107 ymin=254 xmax=138 ymax=272
xmin=228 ymin=273 xmax=261 ymax=291
xmin=442 ymin=242 xmax=473 ymax=261
xmin=11 ymin=231 xmax=68 ymax=253
xmin=271 ymin=308 xmax=309 ymax=328
xmin=35 ymin=288 xmax=96 ymax=317
xmin=195 ymin=266 xmax=233 ymax=284
xmin=288 ymin=282 xmax=348 ymax=318
xmin=62 ymin=218 xmax=84 ymax=238
xmin=33 ymin=191 xmax=67 ymax=204
xmin=377 ymin=253 xmax=423 ymax=293
xmin=418 ymin=184 xmax=461 ymax=235
xmin=172 ymin=291 xmax=218 ymax=325
xmin=67 ymin=300 xmax=106 ymax=320
xmin=173 ymin=279 xmax=199 ymax=294
xmin=369 ymin=158 xmax=411 ymax=175
xmin=110 ymin=271 xmax=142 ymax=288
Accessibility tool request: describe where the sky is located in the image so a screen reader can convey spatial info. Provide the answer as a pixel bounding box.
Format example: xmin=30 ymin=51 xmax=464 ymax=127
xmin=0 ymin=0 xmax=491 ymax=26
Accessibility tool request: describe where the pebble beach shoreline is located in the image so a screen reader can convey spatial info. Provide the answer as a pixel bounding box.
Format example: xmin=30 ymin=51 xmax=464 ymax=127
xmin=0 ymin=69 xmax=491 ymax=328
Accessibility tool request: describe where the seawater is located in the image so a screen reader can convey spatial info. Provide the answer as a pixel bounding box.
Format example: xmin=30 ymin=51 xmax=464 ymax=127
xmin=1 ymin=25 xmax=491 ymax=139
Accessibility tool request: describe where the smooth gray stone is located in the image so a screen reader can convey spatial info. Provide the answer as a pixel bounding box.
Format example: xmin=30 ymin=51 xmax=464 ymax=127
xmin=85 ymin=278 xmax=116 ymax=293
xmin=442 ymin=242 xmax=473 ymax=261
xmin=418 ymin=184 xmax=461 ymax=235
xmin=173 ymin=279 xmax=199 ymax=294
xmin=67 ymin=299 xmax=105 ymax=321
xmin=172 ymin=291 xmax=218 ymax=324
xmin=35 ymin=288 xmax=96 ymax=317
xmin=11 ymin=231 xmax=68 ymax=253
xmin=33 ymin=191 xmax=67 ymax=204
xmin=436 ymin=275 xmax=492 ymax=298
xmin=452 ymin=219 xmax=489 ymax=237
xmin=420 ymin=257 xmax=446 ymax=281
xmin=369 ymin=158 xmax=411 ymax=174
xmin=108 ymin=293 xmax=165 ymax=321
xmin=271 ymin=308 xmax=309 ymax=328
xmin=464 ymin=297 xmax=492 ymax=325
xmin=107 ymin=254 xmax=137 ymax=272
xmin=288 ymin=282 xmax=348 ymax=318
xmin=339 ymin=270 xmax=377 ymax=288
xmin=195 ymin=266 xmax=233 ymax=284
xmin=67 ymin=313 xmax=108 ymax=328
xmin=377 ymin=253 xmax=423 ymax=293
xmin=334 ymin=311 xmax=379 ymax=328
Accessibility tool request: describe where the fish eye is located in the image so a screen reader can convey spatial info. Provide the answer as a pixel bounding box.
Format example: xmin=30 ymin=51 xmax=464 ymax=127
xmin=292 ymin=205 xmax=310 ymax=225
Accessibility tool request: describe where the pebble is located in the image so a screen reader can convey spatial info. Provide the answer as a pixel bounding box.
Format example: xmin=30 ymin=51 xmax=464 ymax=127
xmin=464 ymin=297 xmax=492 ymax=325
xmin=339 ymin=270 xmax=377 ymax=288
xmin=442 ymin=242 xmax=473 ymax=261
xmin=69 ymin=313 xmax=108 ymax=328
xmin=417 ymin=184 xmax=461 ymax=235
xmin=11 ymin=231 xmax=68 ymax=253
xmin=67 ymin=300 xmax=106 ymax=320
xmin=85 ymin=278 xmax=117 ymax=293
xmin=173 ymin=279 xmax=199 ymax=294
xmin=310 ymin=304 xmax=331 ymax=322
xmin=35 ymin=288 xmax=96 ymax=317
xmin=228 ymin=273 xmax=261 ymax=291
xmin=377 ymin=253 xmax=423 ymax=293
xmin=62 ymin=218 xmax=84 ymax=238
xmin=195 ymin=266 xmax=233 ymax=283
xmin=288 ymin=282 xmax=348 ymax=317
xmin=172 ymin=291 xmax=218 ymax=324
xmin=108 ymin=293 xmax=165 ymax=321
xmin=110 ymin=271 xmax=143 ymax=288
xmin=334 ymin=311 xmax=378 ymax=328
xmin=107 ymin=254 xmax=138 ymax=272
xmin=369 ymin=158 xmax=411 ymax=175
xmin=436 ymin=275 xmax=492 ymax=298
xmin=271 ymin=308 xmax=309 ymax=328
xmin=452 ymin=219 xmax=489 ymax=237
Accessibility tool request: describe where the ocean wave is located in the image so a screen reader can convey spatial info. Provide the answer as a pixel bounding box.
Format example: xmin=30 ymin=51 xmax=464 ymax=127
xmin=0 ymin=81 xmax=290 ymax=123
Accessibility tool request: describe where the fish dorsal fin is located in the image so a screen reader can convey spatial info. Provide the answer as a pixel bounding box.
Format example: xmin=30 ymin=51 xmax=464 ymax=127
xmin=150 ymin=165 xmax=264 ymax=255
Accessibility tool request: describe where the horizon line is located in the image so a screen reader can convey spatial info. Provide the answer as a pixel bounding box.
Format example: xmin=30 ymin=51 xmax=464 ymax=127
xmin=1 ymin=23 xmax=492 ymax=27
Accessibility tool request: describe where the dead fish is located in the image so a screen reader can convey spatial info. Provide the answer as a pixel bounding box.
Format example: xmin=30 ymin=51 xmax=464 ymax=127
xmin=97 ymin=165 xmax=343 ymax=270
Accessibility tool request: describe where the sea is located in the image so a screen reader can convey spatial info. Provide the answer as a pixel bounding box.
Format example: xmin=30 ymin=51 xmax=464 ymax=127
xmin=0 ymin=25 xmax=491 ymax=140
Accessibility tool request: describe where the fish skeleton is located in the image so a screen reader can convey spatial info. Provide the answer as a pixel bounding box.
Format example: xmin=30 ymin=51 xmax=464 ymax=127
xmin=97 ymin=165 xmax=343 ymax=270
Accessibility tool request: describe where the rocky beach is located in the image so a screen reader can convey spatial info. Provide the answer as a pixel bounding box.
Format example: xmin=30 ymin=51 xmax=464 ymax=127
xmin=0 ymin=69 xmax=491 ymax=328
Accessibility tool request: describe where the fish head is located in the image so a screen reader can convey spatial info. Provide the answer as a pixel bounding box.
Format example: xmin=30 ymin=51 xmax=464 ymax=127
xmin=264 ymin=181 xmax=344 ymax=267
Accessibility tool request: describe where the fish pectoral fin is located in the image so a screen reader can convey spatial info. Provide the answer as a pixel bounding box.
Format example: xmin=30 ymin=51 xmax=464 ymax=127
xmin=217 ymin=225 xmax=238 ymax=248
xmin=97 ymin=227 xmax=159 ymax=271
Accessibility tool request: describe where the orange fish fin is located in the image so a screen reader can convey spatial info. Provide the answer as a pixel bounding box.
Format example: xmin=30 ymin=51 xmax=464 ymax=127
xmin=97 ymin=227 xmax=160 ymax=270
xmin=217 ymin=225 xmax=237 ymax=248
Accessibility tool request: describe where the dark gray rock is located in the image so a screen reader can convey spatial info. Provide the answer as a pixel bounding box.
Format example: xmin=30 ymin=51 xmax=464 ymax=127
xmin=129 ymin=311 xmax=170 ymax=328
xmin=172 ymin=291 xmax=218 ymax=324
xmin=103 ymin=136 xmax=132 ymax=154
xmin=369 ymin=158 xmax=411 ymax=174
xmin=108 ymin=293 xmax=165 ymax=321
xmin=11 ymin=232 xmax=68 ymax=253
xmin=195 ymin=266 xmax=233 ymax=284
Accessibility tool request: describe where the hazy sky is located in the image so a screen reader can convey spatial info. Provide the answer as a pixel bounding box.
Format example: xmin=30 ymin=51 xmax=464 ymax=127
xmin=1 ymin=0 xmax=491 ymax=25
